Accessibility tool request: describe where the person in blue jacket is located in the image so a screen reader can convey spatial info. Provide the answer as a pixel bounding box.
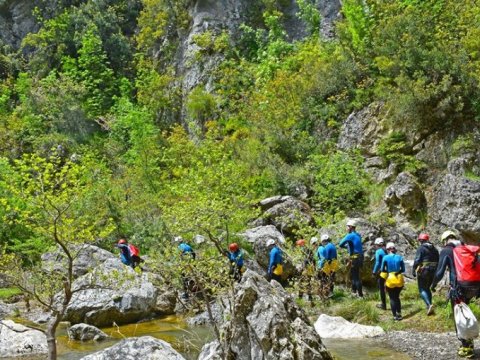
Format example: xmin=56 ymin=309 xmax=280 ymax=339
xmin=116 ymin=239 xmax=133 ymax=267
xmin=339 ymin=219 xmax=364 ymax=297
xmin=381 ymin=242 xmax=405 ymax=321
xmin=317 ymin=234 xmax=338 ymax=296
xmin=372 ymin=237 xmax=387 ymax=310
xmin=174 ymin=236 xmax=196 ymax=299
xmin=226 ymin=242 xmax=244 ymax=282
xmin=267 ymin=238 xmax=283 ymax=285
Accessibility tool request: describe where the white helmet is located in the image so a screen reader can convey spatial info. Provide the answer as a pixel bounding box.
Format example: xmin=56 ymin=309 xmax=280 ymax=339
xmin=346 ymin=219 xmax=357 ymax=227
xmin=321 ymin=234 xmax=330 ymax=242
xmin=441 ymin=230 xmax=457 ymax=242
xmin=266 ymin=239 xmax=276 ymax=247
xmin=374 ymin=237 xmax=385 ymax=245
xmin=386 ymin=242 xmax=395 ymax=250
xmin=310 ymin=237 xmax=319 ymax=245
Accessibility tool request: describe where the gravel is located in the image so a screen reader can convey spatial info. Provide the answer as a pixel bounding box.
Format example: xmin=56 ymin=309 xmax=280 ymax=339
xmin=382 ymin=330 xmax=480 ymax=359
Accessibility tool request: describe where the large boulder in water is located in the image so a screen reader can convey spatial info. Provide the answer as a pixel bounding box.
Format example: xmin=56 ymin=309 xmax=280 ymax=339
xmin=79 ymin=336 xmax=185 ymax=360
xmin=67 ymin=323 xmax=108 ymax=341
xmin=198 ymin=270 xmax=333 ymax=360
xmin=0 ymin=320 xmax=48 ymax=358
xmin=62 ymin=258 xmax=158 ymax=327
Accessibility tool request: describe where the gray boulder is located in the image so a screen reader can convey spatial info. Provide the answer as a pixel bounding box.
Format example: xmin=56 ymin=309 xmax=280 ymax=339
xmin=198 ymin=270 xmax=332 ymax=360
xmin=0 ymin=320 xmax=47 ymax=358
xmin=430 ymin=173 xmax=480 ymax=242
xmin=155 ymin=288 xmax=177 ymax=315
xmin=0 ymin=301 xmax=14 ymax=320
xmin=255 ymin=196 xmax=315 ymax=235
xmin=240 ymin=225 xmax=286 ymax=245
xmin=42 ymin=244 xmax=119 ymax=278
xmin=67 ymin=323 xmax=108 ymax=341
xmin=384 ymin=172 xmax=426 ymax=222
xmin=80 ymin=336 xmax=185 ymax=360
xmin=63 ymin=261 xmax=158 ymax=327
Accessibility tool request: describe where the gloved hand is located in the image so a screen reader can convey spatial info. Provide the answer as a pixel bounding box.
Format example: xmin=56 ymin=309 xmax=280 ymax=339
xmin=431 ymin=286 xmax=436 ymax=293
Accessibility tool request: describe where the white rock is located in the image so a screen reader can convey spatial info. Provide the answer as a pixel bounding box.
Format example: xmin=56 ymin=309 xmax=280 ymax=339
xmin=314 ymin=314 xmax=384 ymax=339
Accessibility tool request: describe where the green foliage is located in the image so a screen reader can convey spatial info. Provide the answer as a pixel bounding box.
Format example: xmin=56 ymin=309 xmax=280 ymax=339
xmin=307 ymin=151 xmax=369 ymax=216
xmin=64 ymin=24 xmax=117 ymax=117
xmin=377 ymin=132 xmax=425 ymax=173
xmin=296 ymin=0 xmax=321 ymax=35
xmin=186 ymin=87 xmax=217 ymax=127
xmin=0 ymin=287 xmax=22 ymax=300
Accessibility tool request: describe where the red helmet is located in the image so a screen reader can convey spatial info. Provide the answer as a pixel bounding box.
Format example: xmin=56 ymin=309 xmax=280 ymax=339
xmin=229 ymin=243 xmax=239 ymax=252
xmin=118 ymin=239 xmax=127 ymax=244
xmin=296 ymin=239 xmax=306 ymax=247
xmin=418 ymin=233 xmax=429 ymax=241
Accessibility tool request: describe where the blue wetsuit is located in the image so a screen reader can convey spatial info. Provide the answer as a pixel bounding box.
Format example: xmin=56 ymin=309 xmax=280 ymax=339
xmin=382 ymin=252 xmax=405 ymax=318
xmin=117 ymin=243 xmax=132 ymax=266
xmin=339 ymin=231 xmax=364 ymax=296
xmin=317 ymin=242 xmax=337 ymax=270
xmin=373 ymin=247 xmax=387 ymax=308
xmin=268 ymin=246 xmax=283 ymax=283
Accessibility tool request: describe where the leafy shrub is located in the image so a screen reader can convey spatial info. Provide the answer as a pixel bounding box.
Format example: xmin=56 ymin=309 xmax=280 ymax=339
xmin=307 ymin=151 xmax=369 ymax=216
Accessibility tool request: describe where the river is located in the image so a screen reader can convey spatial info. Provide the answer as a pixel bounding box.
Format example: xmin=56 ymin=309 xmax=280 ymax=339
xmin=51 ymin=316 xmax=411 ymax=360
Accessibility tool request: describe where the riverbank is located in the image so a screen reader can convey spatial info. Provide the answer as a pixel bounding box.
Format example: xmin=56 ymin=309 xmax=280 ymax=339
xmin=383 ymin=331 xmax=479 ymax=359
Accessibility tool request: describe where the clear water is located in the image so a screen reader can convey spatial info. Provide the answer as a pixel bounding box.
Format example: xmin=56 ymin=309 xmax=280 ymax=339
xmin=323 ymin=338 xmax=411 ymax=360
xmin=6 ymin=317 xmax=411 ymax=360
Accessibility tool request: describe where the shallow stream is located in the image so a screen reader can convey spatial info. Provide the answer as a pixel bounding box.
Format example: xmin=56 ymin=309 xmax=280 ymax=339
xmin=51 ymin=316 xmax=411 ymax=360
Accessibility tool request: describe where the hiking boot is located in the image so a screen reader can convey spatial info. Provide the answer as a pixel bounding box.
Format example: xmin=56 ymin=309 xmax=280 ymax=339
xmin=376 ymin=303 xmax=387 ymax=310
xmin=427 ymin=304 xmax=434 ymax=315
xmin=394 ymin=314 xmax=403 ymax=321
xmin=458 ymin=346 xmax=474 ymax=358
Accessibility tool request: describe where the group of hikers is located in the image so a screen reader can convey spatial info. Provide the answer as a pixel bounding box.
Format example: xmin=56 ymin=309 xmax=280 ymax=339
xmin=115 ymin=219 xmax=480 ymax=359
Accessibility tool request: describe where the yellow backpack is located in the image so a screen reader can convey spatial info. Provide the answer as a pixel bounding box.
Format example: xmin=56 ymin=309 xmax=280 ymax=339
xmin=385 ymin=272 xmax=404 ymax=288
xmin=273 ymin=264 xmax=283 ymax=276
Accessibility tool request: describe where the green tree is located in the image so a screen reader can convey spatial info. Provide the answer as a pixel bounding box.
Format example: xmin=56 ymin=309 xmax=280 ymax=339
xmin=0 ymin=152 xmax=113 ymax=360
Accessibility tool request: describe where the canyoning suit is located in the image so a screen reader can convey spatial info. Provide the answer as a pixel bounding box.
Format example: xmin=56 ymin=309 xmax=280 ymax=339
xmin=431 ymin=242 xmax=457 ymax=290
xmin=178 ymin=242 xmax=196 ymax=299
xmin=227 ymin=249 xmax=244 ymax=282
xmin=413 ymin=242 xmax=439 ymax=308
xmin=381 ymin=253 xmax=405 ymax=319
xmin=268 ymin=245 xmax=283 ymax=284
xmin=339 ymin=231 xmax=364 ymax=297
xmin=373 ymin=247 xmax=387 ymax=309
xmin=298 ymin=247 xmax=316 ymax=301
xmin=116 ymin=243 xmax=133 ymax=268
xmin=317 ymin=242 xmax=338 ymax=296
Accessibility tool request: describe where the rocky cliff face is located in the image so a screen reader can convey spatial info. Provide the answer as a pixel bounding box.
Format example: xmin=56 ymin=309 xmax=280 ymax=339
xmin=0 ymin=0 xmax=40 ymax=48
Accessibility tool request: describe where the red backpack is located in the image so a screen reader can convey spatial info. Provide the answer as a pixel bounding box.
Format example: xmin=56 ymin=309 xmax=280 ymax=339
xmin=453 ymin=245 xmax=480 ymax=283
xmin=128 ymin=244 xmax=140 ymax=257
